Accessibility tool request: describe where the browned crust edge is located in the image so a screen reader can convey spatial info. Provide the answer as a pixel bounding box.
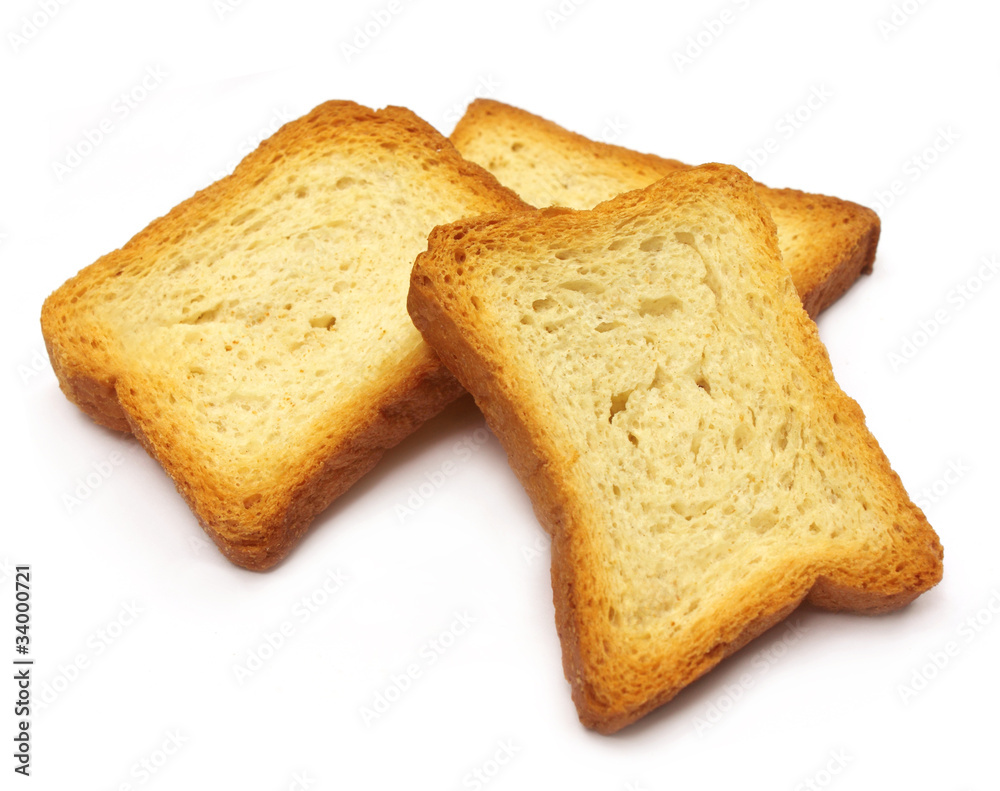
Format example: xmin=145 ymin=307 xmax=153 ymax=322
xmin=120 ymin=346 xmax=466 ymax=570
xmin=408 ymin=165 xmax=941 ymax=734
xmin=40 ymin=100 xmax=530 ymax=570
xmin=450 ymin=98 xmax=690 ymax=189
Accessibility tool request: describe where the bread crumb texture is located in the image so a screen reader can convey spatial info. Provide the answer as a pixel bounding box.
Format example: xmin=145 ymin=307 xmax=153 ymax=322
xmin=41 ymin=100 xmax=529 ymax=568
xmin=409 ymin=163 xmax=941 ymax=732
xmin=450 ymin=99 xmax=881 ymax=316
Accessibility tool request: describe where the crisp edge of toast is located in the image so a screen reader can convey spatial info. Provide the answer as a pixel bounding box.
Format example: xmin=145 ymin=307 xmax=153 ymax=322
xmin=40 ymin=100 xmax=531 ymax=570
xmin=450 ymin=99 xmax=881 ymax=317
xmin=407 ymin=164 xmax=942 ymax=733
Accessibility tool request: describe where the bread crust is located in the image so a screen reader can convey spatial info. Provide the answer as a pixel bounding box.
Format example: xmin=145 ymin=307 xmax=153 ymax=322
xmin=450 ymin=99 xmax=881 ymax=317
xmin=41 ymin=100 xmax=530 ymax=570
xmin=408 ymin=165 xmax=942 ymax=733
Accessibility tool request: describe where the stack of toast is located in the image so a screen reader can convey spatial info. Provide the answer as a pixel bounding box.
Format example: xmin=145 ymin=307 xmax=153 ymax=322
xmin=41 ymin=99 xmax=943 ymax=732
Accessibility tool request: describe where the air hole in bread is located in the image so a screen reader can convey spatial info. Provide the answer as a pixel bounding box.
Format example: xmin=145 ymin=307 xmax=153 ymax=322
xmin=639 ymin=236 xmax=666 ymax=252
xmin=179 ymin=304 xmax=221 ymax=325
xmin=751 ymin=511 xmax=777 ymax=533
xmin=231 ymin=208 xmax=258 ymax=226
xmin=638 ymin=296 xmax=681 ymax=317
xmin=560 ymin=279 xmax=605 ymax=295
xmin=609 ymin=389 xmax=633 ymax=423
xmin=309 ymin=315 xmax=336 ymax=330
xmin=774 ymin=420 xmax=791 ymax=451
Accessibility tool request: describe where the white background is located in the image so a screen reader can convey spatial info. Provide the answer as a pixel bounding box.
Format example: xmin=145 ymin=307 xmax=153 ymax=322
xmin=3 ymin=0 xmax=999 ymax=788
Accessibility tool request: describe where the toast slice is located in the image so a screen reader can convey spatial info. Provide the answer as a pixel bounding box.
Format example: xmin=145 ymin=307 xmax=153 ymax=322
xmin=450 ymin=99 xmax=880 ymax=317
xmin=41 ymin=100 xmax=530 ymax=570
xmin=407 ymin=164 xmax=943 ymax=733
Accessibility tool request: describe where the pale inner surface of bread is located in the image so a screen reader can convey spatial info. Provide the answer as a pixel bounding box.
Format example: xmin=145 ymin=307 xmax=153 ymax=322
xmin=461 ymin=125 xmax=664 ymax=212
xmin=451 ymin=108 xmax=875 ymax=311
xmin=474 ymin=216 xmax=886 ymax=641
xmin=98 ymin=150 xmax=479 ymax=494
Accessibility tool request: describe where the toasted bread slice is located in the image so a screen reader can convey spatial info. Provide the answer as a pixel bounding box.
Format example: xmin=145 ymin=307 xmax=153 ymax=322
xmin=41 ymin=100 xmax=530 ymax=570
xmin=408 ymin=164 xmax=942 ymax=733
xmin=450 ymin=99 xmax=880 ymax=316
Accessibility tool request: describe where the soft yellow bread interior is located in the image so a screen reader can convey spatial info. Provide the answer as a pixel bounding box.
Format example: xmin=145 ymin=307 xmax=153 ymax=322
xmin=106 ymin=159 xmax=476 ymax=491
xmin=450 ymin=100 xmax=880 ymax=316
xmin=466 ymin=210 xmax=886 ymax=635
xmin=408 ymin=164 xmax=939 ymax=730
xmin=48 ymin=104 xmax=526 ymax=512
